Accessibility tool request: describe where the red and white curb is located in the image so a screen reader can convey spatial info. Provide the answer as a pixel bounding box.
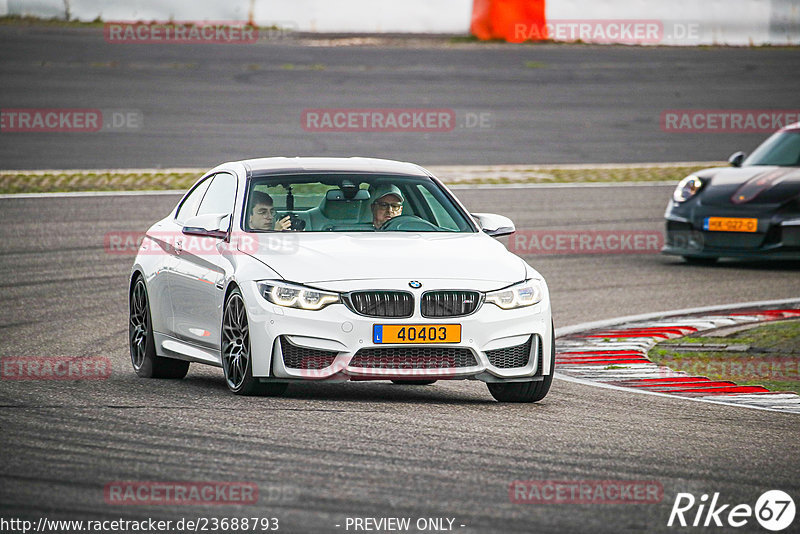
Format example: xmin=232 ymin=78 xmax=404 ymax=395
xmin=554 ymin=299 xmax=800 ymax=414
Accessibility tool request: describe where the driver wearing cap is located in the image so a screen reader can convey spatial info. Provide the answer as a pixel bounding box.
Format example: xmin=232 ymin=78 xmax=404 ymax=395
xmin=369 ymin=184 xmax=404 ymax=229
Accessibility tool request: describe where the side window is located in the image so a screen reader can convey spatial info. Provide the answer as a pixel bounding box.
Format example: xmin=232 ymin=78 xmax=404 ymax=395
xmin=197 ymin=173 xmax=237 ymax=217
xmin=175 ymin=177 xmax=212 ymax=224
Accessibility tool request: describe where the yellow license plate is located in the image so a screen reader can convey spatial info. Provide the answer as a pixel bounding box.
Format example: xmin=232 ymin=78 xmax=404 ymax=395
xmin=373 ymin=324 xmax=461 ymax=344
xmin=704 ymin=217 xmax=758 ymax=233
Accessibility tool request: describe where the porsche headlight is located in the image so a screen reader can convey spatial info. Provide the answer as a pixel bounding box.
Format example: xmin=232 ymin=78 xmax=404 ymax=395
xmin=485 ymin=280 xmax=544 ymax=309
xmin=257 ymin=281 xmax=340 ymax=310
xmin=673 ymin=175 xmax=704 ymax=202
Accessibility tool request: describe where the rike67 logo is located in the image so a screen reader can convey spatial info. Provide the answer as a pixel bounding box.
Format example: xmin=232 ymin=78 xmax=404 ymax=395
xmin=668 ymin=490 xmax=795 ymax=531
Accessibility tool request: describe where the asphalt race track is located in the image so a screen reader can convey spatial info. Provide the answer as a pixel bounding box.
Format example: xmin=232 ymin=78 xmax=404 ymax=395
xmin=1 ymin=186 xmax=799 ymax=533
xmin=2 ymin=27 xmax=800 ymax=534
xmin=1 ymin=26 xmax=800 ymax=168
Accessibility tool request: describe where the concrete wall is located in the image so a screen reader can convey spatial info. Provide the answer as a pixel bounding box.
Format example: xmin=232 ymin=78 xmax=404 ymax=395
xmin=4 ymin=0 xmax=473 ymax=33
xmin=4 ymin=0 xmax=799 ymax=45
xmin=546 ymin=0 xmax=800 ymax=45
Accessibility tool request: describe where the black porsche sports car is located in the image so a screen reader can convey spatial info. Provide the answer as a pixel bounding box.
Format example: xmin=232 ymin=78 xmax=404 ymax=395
xmin=662 ymin=122 xmax=800 ymax=263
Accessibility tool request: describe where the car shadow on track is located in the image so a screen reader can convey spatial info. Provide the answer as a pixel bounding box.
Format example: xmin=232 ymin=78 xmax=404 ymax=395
xmin=179 ymin=373 xmax=500 ymax=405
xmin=662 ymin=258 xmax=800 ymax=271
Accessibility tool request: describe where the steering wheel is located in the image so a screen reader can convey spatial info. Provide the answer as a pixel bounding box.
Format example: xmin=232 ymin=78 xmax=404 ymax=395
xmin=379 ymin=215 xmax=440 ymax=232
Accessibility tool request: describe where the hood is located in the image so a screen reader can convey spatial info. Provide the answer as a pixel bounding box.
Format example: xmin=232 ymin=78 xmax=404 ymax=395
xmin=696 ymin=166 xmax=800 ymax=207
xmin=239 ymin=232 xmax=527 ymax=285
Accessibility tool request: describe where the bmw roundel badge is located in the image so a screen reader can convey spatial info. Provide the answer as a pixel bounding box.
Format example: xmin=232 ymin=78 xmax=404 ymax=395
xmin=409 ymin=281 xmax=422 ymax=289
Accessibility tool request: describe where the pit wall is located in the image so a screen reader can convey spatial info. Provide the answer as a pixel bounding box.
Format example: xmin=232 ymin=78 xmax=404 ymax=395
xmin=4 ymin=0 xmax=799 ymax=45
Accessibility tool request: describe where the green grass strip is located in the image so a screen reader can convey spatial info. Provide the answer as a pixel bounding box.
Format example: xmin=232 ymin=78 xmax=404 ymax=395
xmin=648 ymin=320 xmax=800 ymax=394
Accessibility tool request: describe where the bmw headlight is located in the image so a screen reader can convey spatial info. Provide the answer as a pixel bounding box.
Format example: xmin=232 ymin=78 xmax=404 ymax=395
xmin=485 ymin=280 xmax=544 ymax=309
xmin=673 ymin=175 xmax=704 ymax=202
xmin=257 ymin=281 xmax=340 ymax=310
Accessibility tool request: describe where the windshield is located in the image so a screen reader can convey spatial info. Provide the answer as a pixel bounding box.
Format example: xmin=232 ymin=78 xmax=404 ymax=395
xmin=743 ymin=131 xmax=800 ymax=166
xmin=242 ymin=173 xmax=476 ymax=233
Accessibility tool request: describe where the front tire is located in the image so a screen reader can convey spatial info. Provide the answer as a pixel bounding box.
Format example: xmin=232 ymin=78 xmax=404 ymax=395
xmin=129 ymin=276 xmax=189 ymax=379
xmin=487 ymin=325 xmax=555 ymax=403
xmin=221 ymin=287 xmax=287 ymax=397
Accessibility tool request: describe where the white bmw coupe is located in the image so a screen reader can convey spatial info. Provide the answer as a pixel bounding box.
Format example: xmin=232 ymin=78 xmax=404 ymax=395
xmin=129 ymin=157 xmax=554 ymax=402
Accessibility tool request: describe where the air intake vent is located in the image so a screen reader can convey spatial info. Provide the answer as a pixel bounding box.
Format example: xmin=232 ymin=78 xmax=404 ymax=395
xmin=485 ymin=336 xmax=533 ymax=369
xmin=534 ymin=334 xmax=544 ymax=375
xmin=350 ymin=347 xmax=477 ymax=368
xmin=280 ymin=337 xmax=338 ymax=370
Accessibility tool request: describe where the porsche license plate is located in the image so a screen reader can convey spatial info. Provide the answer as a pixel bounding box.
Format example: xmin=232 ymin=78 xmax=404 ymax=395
xmin=704 ymin=217 xmax=758 ymax=233
xmin=373 ymin=324 xmax=461 ymax=344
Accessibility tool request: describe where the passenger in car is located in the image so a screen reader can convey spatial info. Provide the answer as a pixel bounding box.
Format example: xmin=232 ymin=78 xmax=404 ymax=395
xmin=370 ymin=184 xmax=404 ymax=229
xmin=248 ymin=191 xmax=292 ymax=231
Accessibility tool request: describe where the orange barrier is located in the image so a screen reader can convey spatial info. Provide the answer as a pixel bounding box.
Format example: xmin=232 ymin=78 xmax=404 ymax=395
xmin=470 ymin=0 xmax=547 ymax=43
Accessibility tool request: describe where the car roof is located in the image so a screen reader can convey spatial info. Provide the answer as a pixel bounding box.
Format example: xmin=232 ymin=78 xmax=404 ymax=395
xmin=230 ymin=157 xmax=431 ymax=177
xmin=781 ymin=121 xmax=800 ymax=132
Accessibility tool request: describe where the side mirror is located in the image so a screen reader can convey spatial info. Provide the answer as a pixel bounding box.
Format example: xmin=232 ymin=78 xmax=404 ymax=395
xmin=472 ymin=213 xmax=515 ymax=237
xmin=728 ymin=151 xmax=745 ymax=167
xmin=182 ymin=213 xmax=230 ymax=239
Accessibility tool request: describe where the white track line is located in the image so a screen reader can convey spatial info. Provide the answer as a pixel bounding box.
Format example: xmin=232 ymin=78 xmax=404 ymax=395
xmin=0 ymin=162 xmax=720 ymax=174
xmin=555 ymin=298 xmax=800 ymax=337
xmin=447 ymin=181 xmax=677 ymax=190
xmin=0 ymin=190 xmax=185 ymax=199
xmin=555 ymin=373 xmax=790 ymax=413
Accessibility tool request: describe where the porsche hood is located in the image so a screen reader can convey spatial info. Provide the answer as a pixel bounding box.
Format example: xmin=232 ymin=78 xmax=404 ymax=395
xmin=695 ymin=166 xmax=800 ymax=207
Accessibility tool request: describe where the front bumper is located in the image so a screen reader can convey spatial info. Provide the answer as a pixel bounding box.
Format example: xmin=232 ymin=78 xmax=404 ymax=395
xmin=241 ymin=280 xmax=552 ymax=382
xmin=661 ymin=208 xmax=800 ymax=260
